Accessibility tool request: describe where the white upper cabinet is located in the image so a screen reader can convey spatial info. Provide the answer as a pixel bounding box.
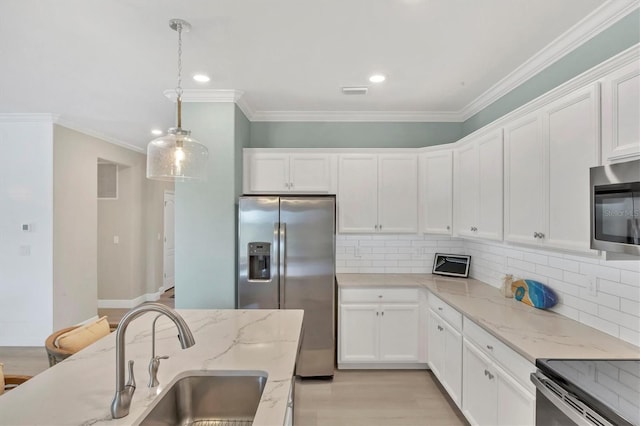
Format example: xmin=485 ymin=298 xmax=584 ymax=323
xmin=504 ymin=114 xmax=544 ymax=245
xmin=245 ymin=151 xmax=333 ymax=193
xmin=338 ymin=153 xmax=418 ymax=233
xmin=454 ymin=130 xmax=503 ymax=241
xmin=338 ymin=154 xmax=379 ymax=233
xmin=420 ymin=151 xmax=453 ymax=235
xmin=602 ymin=60 xmax=640 ymax=162
xmin=504 ymin=84 xmax=600 ymax=252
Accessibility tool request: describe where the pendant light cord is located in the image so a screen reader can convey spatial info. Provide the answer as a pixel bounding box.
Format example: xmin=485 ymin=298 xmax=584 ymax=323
xmin=176 ymin=21 xmax=183 ymax=129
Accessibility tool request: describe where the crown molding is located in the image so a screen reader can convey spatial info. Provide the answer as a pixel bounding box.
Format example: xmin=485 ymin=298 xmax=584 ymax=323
xmin=54 ymin=117 xmax=145 ymax=153
xmin=0 ymin=113 xmax=59 ymax=123
xmin=250 ymin=110 xmax=464 ymax=122
xmin=458 ymin=0 xmax=640 ymax=120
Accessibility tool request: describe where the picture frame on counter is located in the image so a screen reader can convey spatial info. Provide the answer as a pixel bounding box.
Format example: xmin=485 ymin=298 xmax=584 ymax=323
xmin=432 ymin=253 xmax=471 ymax=278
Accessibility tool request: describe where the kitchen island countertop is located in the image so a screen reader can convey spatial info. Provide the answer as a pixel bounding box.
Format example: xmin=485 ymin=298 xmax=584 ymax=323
xmin=337 ymin=273 xmax=639 ymax=363
xmin=0 ymin=309 xmax=303 ymax=425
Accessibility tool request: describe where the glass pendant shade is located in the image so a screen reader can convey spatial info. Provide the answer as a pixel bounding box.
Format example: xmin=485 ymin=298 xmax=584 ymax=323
xmin=146 ymin=128 xmax=208 ymax=181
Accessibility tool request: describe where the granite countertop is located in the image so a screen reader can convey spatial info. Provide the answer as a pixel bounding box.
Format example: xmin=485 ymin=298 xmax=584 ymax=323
xmin=0 ymin=309 xmax=303 ymax=425
xmin=337 ymin=273 xmax=640 ymax=363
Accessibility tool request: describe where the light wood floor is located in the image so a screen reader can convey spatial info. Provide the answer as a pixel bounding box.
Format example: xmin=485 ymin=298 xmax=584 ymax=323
xmin=294 ymin=370 xmax=468 ymax=426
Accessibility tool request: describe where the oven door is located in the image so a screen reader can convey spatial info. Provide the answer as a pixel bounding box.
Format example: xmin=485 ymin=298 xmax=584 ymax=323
xmin=531 ymin=372 xmax=615 ymax=426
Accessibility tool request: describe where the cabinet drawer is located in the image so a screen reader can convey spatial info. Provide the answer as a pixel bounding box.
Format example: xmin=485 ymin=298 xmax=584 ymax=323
xmin=428 ymin=294 xmax=462 ymax=331
xmin=463 ymin=317 xmax=535 ymax=393
xmin=341 ymin=287 xmax=419 ymax=303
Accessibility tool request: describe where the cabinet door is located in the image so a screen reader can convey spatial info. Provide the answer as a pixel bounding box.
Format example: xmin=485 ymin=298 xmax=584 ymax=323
xmin=477 ymin=131 xmax=504 ymax=241
xmin=249 ymin=153 xmax=290 ymax=192
xmin=427 ymin=310 xmax=444 ymax=379
xmin=602 ymin=60 xmax=640 ymax=162
xmin=378 ymin=154 xmax=418 ymax=233
xmin=339 ymin=304 xmax=378 ymax=362
xmin=496 ymin=365 xmax=535 ymax=426
xmin=455 ymin=143 xmax=478 ymax=238
xmin=378 ymin=304 xmax=419 ymax=362
xmin=544 ymin=84 xmax=600 ymax=252
xmin=504 ymin=114 xmax=544 ymax=245
xmin=338 ymin=155 xmax=378 ymax=233
xmin=289 ymin=154 xmax=331 ymax=193
xmin=442 ymin=319 xmax=463 ymax=408
xmin=462 ymin=339 xmax=498 ymax=426
xmin=420 ymin=151 xmax=453 ymax=234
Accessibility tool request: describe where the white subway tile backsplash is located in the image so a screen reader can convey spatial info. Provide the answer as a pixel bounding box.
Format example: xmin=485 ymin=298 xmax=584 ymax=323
xmin=548 ymin=256 xmax=580 ymax=273
xmin=536 ymin=264 xmax=564 ymax=280
xmin=336 ymin=233 xmax=640 ymax=348
xmin=462 ymin=239 xmax=640 ymax=347
xmin=524 ymin=252 xmax=548 ymax=265
xmin=621 ymin=270 xmax=640 ymax=286
xmin=507 ymin=258 xmax=536 ymax=273
xmin=599 ymin=280 xmax=640 ymax=302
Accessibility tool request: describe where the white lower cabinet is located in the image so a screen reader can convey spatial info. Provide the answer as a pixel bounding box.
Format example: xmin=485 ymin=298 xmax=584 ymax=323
xmin=428 ymin=309 xmax=462 ymax=407
xmin=338 ymin=288 xmax=424 ymax=367
xmin=462 ymin=338 xmax=535 ymax=426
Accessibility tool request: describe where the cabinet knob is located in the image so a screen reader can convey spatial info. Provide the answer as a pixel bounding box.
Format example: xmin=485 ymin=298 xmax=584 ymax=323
xmin=486 ymin=345 xmax=493 ymax=351
xmin=375 ymin=224 xmax=378 ymax=230
xmin=290 ymin=182 xmax=294 ymax=188
xmin=437 ymin=325 xmax=443 ymax=331
xmin=381 ymin=311 xmax=384 ymax=316
xmin=376 ymin=312 xmax=379 ymax=316
xmin=379 ymin=224 xmax=382 ymax=230
xmin=533 ymin=232 xmax=539 ymax=238
xmin=437 ymin=307 xmax=443 ymax=311
xmin=538 ymin=232 xmax=545 ymax=239
xmin=470 ymin=227 xmax=474 ymax=231
xmin=446 ymin=225 xmax=450 ymax=230
xmin=378 ymin=295 xmax=382 ymax=298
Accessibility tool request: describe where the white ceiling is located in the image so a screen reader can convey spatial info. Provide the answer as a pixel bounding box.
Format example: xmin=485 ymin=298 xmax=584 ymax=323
xmin=0 ymin=0 xmax=628 ymax=150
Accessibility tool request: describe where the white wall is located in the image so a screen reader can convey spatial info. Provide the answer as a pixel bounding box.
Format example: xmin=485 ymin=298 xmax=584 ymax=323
xmin=0 ymin=116 xmax=54 ymax=345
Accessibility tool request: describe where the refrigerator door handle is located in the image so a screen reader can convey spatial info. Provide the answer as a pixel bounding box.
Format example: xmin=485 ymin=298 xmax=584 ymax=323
xmin=271 ymin=222 xmax=279 ymax=285
xmin=279 ymin=222 xmax=287 ymax=309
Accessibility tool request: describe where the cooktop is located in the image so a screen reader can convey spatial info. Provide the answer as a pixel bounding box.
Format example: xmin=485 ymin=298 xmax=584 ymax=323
xmin=536 ymin=359 xmax=640 ymax=426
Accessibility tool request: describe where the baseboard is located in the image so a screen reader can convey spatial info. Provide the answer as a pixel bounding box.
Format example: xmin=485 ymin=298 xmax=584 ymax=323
xmin=98 ymin=291 xmax=162 ymax=309
xmin=338 ymin=362 xmax=429 ymax=370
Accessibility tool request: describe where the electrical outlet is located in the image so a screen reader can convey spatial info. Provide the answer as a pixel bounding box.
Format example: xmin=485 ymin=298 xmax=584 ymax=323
xmin=587 ymin=275 xmax=598 ymax=296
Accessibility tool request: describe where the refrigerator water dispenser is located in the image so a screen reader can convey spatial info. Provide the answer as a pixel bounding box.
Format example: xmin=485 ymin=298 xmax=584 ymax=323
xmin=248 ymin=242 xmax=271 ymax=280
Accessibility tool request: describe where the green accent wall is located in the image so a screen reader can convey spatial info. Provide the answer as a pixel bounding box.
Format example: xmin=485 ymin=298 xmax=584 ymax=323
xmin=250 ymin=121 xmax=463 ymax=148
xmin=175 ymin=103 xmax=243 ymax=309
xmin=248 ymin=10 xmax=639 ymax=148
xmin=462 ymin=9 xmax=640 ymax=136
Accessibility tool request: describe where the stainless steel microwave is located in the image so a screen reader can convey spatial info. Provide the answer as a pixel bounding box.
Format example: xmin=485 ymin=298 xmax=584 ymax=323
xmin=590 ymin=159 xmax=640 ymax=256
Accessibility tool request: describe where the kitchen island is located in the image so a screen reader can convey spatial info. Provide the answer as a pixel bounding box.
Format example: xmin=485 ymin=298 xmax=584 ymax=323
xmin=0 ymin=309 xmax=303 ymax=425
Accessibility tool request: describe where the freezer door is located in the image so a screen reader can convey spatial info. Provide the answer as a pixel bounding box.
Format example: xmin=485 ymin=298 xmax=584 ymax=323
xmin=280 ymin=196 xmax=336 ymax=377
xmin=238 ymin=196 xmax=280 ymax=309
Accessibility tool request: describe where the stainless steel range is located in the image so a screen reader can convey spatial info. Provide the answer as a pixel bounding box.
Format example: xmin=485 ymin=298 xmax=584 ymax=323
xmin=532 ymin=359 xmax=640 ymax=426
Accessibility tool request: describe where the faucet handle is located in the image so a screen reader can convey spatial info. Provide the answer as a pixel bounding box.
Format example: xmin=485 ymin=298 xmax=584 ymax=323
xmin=126 ymin=359 xmax=136 ymax=389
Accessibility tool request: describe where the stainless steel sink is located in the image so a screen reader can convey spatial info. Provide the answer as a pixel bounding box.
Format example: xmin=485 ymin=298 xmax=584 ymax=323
xmin=137 ymin=371 xmax=268 ymax=426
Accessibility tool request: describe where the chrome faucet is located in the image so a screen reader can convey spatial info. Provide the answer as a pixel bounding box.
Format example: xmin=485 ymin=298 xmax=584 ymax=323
xmin=110 ymin=302 xmax=196 ymax=419
xmin=148 ymin=314 xmax=169 ymax=388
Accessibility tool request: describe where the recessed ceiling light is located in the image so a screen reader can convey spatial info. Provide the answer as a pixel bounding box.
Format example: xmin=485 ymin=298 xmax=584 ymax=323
xmin=369 ymin=74 xmax=386 ymax=83
xmin=151 ymin=129 xmax=163 ymax=136
xmin=193 ymin=74 xmax=210 ymax=83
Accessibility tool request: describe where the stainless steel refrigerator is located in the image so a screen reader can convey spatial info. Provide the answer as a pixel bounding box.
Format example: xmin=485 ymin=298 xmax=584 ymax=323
xmin=237 ymin=195 xmax=336 ymax=378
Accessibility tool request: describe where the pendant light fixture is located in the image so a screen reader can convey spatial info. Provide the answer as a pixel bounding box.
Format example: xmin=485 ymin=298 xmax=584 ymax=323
xmin=146 ymin=19 xmax=208 ymax=181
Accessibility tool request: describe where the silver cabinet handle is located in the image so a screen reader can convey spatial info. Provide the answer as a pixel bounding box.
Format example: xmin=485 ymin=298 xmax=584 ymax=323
xmin=538 ymin=232 xmax=545 ymax=239
xmin=486 ymin=345 xmax=493 ymax=350
xmin=376 ymin=312 xmax=379 ymax=316
xmin=374 ymin=224 xmax=378 ymax=230
xmin=484 ymin=369 xmax=489 ymax=376
xmin=534 ymin=232 xmax=539 ymax=238
xmin=381 ymin=311 xmax=384 ymax=316
xmin=379 ymin=224 xmax=382 ymax=231
xmin=437 ymin=325 xmax=443 ymax=331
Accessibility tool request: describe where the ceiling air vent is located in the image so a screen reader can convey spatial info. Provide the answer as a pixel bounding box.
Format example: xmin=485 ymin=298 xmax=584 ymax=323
xmin=341 ymin=86 xmax=368 ymax=95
